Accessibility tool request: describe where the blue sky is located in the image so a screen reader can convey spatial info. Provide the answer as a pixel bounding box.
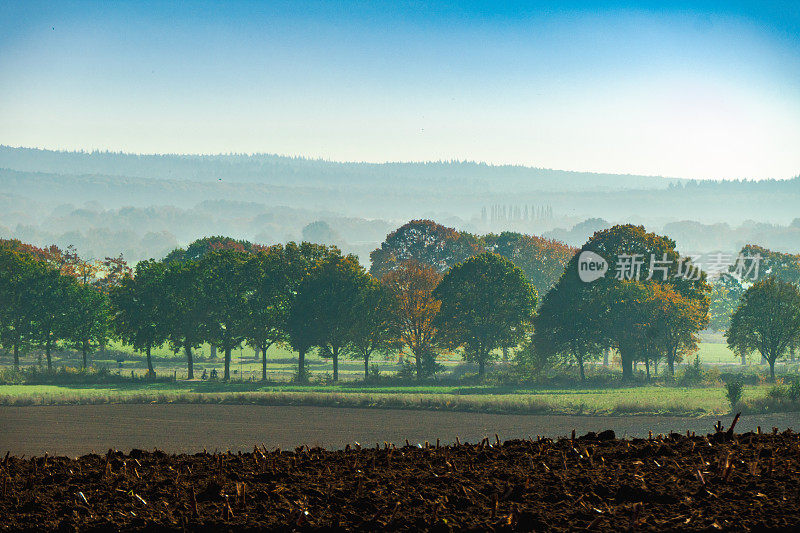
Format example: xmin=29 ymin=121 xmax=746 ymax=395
xmin=1 ymin=1 xmax=799 ymax=179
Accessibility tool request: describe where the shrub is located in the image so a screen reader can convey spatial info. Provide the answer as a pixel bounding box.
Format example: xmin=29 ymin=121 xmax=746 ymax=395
xmin=789 ymin=377 xmax=800 ymax=402
xmin=313 ymin=372 xmax=335 ymax=386
xmin=768 ymin=383 xmax=788 ymax=400
xmin=365 ymin=364 xmax=384 ymax=384
xmin=397 ymin=361 xmax=417 ymax=380
xmin=678 ymin=356 xmax=705 ymax=386
xmin=724 ymin=376 xmax=744 ymax=410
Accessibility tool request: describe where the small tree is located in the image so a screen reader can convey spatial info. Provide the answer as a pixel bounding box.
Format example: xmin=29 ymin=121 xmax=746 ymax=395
xmin=290 ymin=254 xmax=366 ymax=382
xmin=434 ymin=253 xmax=537 ymax=379
xmin=725 ymin=376 xmax=744 ymax=411
xmin=246 ymin=246 xmax=292 ymax=381
xmin=110 ymin=260 xmax=168 ymax=378
xmin=726 ymin=277 xmax=800 ymax=381
xmin=66 ymin=283 xmax=111 ymax=369
xmin=382 ymin=261 xmax=442 ymax=380
xmin=162 ymin=259 xmax=205 ymax=379
xmin=198 ymin=250 xmax=250 ymax=381
xmin=348 ymin=279 xmax=398 ymax=381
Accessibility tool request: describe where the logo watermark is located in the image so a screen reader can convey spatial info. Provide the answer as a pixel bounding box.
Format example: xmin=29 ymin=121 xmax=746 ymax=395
xmin=577 ymin=252 xmax=762 ymax=283
xmin=577 ymin=251 xmax=608 ymax=283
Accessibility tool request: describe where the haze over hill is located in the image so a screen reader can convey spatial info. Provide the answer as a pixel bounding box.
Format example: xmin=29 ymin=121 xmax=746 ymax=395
xmin=1 ymin=145 xmax=681 ymax=192
xmin=1 ymin=146 xmax=799 ymax=264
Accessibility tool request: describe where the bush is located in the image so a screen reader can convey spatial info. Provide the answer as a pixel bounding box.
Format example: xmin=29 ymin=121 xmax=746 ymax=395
xmin=312 ymin=372 xmax=335 ymax=386
xmin=788 ymin=376 xmax=800 ymax=402
xmin=678 ymin=356 xmax=705 ymax=386
xmin=725 ymin=376 xmax=744 ymax=410
xmin=768 ymin=383 xmax=788 ymax=400
xmin=365 ymin=364 xmax=384 ymax=384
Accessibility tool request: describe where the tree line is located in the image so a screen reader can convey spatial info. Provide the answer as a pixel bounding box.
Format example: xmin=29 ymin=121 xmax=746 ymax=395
xmin=3 ymin=220 xmax=800 ymax=383
xmin=0 ymin=231 xmax=537 ymax=382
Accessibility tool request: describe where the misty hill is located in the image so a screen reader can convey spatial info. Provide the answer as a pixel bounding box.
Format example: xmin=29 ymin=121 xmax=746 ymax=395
xmin=2 ymin=145 xmax=800 ymax=264
xmin=0 ymin=145 xmax=682 ymax=193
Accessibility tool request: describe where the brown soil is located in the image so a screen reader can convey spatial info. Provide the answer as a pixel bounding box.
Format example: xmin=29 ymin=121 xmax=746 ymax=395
xmin=2 ymin=424 xmax=799 ymax=531
xmin=4 ymin=404 xmax=800 ymax=457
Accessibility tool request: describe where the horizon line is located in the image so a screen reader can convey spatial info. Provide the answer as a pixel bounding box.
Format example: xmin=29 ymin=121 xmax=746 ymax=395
xmin=3 ymin=144 xmax=800 ymax=183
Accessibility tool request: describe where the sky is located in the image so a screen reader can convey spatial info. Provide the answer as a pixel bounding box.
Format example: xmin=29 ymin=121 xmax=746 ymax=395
xmin=1 ymin=1 xmax=799 ymax=180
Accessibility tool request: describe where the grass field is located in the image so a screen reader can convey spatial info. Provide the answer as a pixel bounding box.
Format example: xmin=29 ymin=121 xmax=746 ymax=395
xmin=1 ymin=337 xmax=771 ymax=382
xmin=0 ymin=381 xmax=780 ymax=417
xmin=4 ymin=333 xmax=800 ymax=417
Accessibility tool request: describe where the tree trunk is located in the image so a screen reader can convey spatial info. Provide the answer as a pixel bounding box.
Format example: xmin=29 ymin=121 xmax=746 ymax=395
xmin=332 ymin=347 xmax=339 ymax=382
xmin=82 ymin=341 xmax=88 ymax=369
xmin=364 ymin=353 xmax=370 ymax=381
xmin=502 ymin=346 xmax=508 ymax=363
xmin=211 ymin=344 xmax=217 ymax=360
xmin=146 ymin=345 xmax=155 ymax=377
xmin=46 ymin=337 xmax=52 ymax=373
xmin=415 ymin=349 xmax=423 ymax=381
xmin=478 ymin=358 xmax=485 ymax=379
xmin=13 ymin=342 xmax=19 ymax=370
xmin=298 ymin=348 xmax=307 ymax=383
xmin=621 ymin=354 xmax=633 ymax=381
xmin=224 ymin=347 xmax=231 ymax=380
xmin=185 ymin=344 xmax=194 ymax=380
xmin=741 ymin=352 xmax=747 ymax=366
xmin=668 ymin=353 xmax=675 ymax=376
xmin=644 ymin=358 xmax=650 ymax=383
xmin=262 ymin=346 xmax=267 ymax=381
xmin=579 ymin=359 xmax=585 ymax=382
xmin=769 ymin=357 xmax=776 ymax=381
xmin=603 ymin=348 xmax=609 ymax=367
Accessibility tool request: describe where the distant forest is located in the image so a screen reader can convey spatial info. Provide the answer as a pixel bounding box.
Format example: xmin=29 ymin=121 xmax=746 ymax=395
xmin=1 ymin=146 xmax=799 ymax=263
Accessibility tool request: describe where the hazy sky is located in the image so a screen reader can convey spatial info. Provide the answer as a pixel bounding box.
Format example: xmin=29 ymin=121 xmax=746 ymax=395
xmin=1 ymin=1 xmax=799 ymax=180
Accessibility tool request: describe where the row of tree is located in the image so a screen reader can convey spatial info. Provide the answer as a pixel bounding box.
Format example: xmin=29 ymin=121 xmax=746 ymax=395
xmin=0 ymin=234 xmax=538 ymax=381
xmin=4 ymin=220 xmax=800 ymax=382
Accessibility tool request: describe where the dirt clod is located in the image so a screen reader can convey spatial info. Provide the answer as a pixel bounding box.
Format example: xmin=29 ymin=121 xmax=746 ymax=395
xmin=2 ymin=430 xmax=800 ymax=530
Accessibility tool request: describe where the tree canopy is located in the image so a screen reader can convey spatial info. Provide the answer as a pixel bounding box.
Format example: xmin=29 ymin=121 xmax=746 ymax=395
xmin=434 ymin=253 xmax=537 ymax=378
xmin=727 ymin=277 xmax=800 ymax=380
xmin=370 ymin=220 xmax=483 ymax=278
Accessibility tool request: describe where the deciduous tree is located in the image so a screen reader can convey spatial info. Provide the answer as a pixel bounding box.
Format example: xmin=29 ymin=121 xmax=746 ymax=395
xmin=110 ymin=260 xmax=168 ymax=377
xmin=370 ymin=220 xmax=482 ymax=278
xmin=198 ymin=250 xmax=251 ymax=380
xmin=726 ymin=277 xmax=800 ymax=380
xmin=382 ymin=261 xmax=442 ymax=380
xmin=434 ymin=253 xmax=537 ymax=379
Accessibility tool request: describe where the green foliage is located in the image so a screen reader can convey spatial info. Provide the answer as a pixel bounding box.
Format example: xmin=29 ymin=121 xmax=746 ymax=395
xmin=789 ymin=377 xmax=800 ymax=402
xmin=163 ymin=236 xmax=256 ymax=263
xmin=708 ymin=274 xmax=744 ymax=333
xmin=483 ymin=231 xmax=575 ymax=297
xmin=291 ymin=253 xmax=370 ymax=381
xmin=727 ymin=276 xmax=800 ymax=380
xmin=110 ymin=259 xmax=168 ymax=376
xmin=724 ymin=376 xmax=744 ymax=409
xmin=434 ymin=253 xmax=537 ymax=378
xmin=540 ymin=224 xmax=710 ymax=381
xmin=197 ymin=250 xmax=252 ymax=380
xmin=678 ymin=356 xmax=706 ymax=386
xmin=369 ymin=219 xmax=483 ymax=278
